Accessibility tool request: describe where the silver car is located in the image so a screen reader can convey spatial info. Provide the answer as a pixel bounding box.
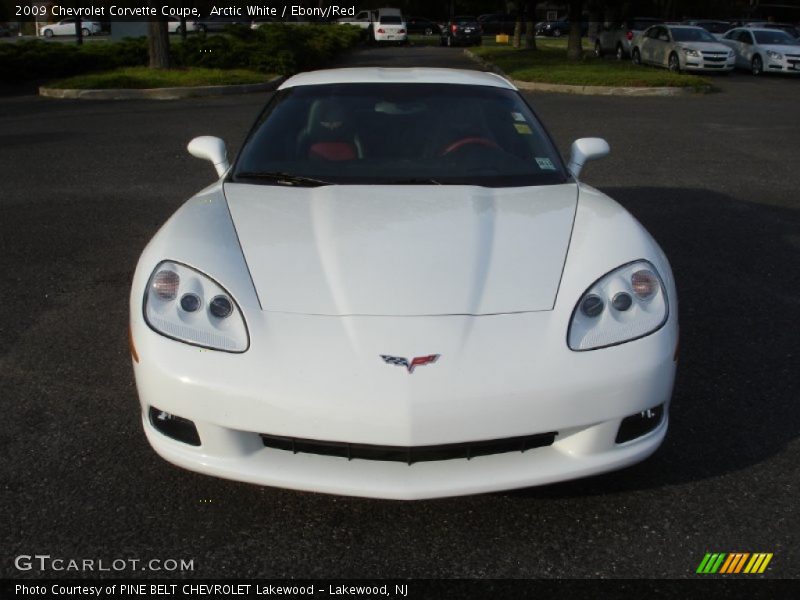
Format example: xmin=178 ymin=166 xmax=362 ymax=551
xmin=721 ymin=28 xmax=800 ymax=75
xmin=631 ymin=24 xmax=735 ymax=73
xmin=594 ymin=17 xmax=662 ymax=59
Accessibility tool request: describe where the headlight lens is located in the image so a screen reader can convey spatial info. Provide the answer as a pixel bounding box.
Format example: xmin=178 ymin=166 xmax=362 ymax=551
xmin=682 ymin=48 xmax=700 ymax=57
xmin=766 ymin=50 xmax=783 ymax=60
xmin=144 ymin=261 xmax=249 ymax=352
xmin=568 ymin=260 xmax=668 ymax=351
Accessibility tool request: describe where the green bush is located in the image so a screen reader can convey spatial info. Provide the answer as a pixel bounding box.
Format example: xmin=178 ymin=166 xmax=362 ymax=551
xmin=172 ymin=24 xmax=363 ymax=76
xmin=0 ymin=24 xmax=362 ymax=83
xmin=0 ymin=38 xmax=148 ymax=81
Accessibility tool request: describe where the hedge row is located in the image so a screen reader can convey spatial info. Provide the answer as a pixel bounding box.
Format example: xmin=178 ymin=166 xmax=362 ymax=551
xmin=0 ymin=24 xmax=364 ymax=82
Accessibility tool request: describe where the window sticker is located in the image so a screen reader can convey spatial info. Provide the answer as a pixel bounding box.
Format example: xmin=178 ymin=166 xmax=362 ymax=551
xmin=514 ymin=123 xmax=532 ymax=134
xmin=535 ymin=157 xmax=556 ymax=170
xmin=511 ymin=111 xmax=526 ymax=122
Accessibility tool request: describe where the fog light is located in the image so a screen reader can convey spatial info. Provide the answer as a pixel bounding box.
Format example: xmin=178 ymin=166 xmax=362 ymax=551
xmin=148 ymin=406 xmax=201 ymax=446
xmin=616 ymin=404 xmax=664 ymax=443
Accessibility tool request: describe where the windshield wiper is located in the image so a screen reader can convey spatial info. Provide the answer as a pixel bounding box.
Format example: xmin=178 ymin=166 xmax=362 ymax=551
xmin=234 ymin=171 xmax=332 ymax=187
xmin=388 ymin=178 xmax=443 ymax=185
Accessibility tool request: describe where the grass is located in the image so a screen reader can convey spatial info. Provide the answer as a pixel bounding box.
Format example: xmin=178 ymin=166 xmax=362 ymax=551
xmin=50 ymin=66 xmax=275 ymax=89
xmin=471 ymin=38 xmax=712 ymax=89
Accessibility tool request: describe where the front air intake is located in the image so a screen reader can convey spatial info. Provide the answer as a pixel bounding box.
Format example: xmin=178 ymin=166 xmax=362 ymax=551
xmin=260 ymin=432 xmax=556 ymax=465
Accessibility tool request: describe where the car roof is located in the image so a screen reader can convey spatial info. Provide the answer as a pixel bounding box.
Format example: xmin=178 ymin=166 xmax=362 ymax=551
xmin=280 ymin=68 xmax=517 ymax=90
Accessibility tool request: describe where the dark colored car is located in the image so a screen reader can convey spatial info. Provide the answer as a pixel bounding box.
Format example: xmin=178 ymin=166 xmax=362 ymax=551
xmin=684 ymin=20 xmax=734 ymax=35
xmin=406 ymin=16 xmax=441 ymax=36
xmin=194 ymin=15 xmax=249 ymax=33
xmin=441 ymin=16 xmax=482 ymax=47
xmin=536 ymin=20 xmax=588 ymax=38
xmin=478 ymin=13 xmax=518 ymax=35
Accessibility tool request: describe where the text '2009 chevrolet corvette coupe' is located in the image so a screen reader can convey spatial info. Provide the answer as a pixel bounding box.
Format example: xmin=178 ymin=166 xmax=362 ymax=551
xmin=130 ymin=68 xmax=678 ymax=499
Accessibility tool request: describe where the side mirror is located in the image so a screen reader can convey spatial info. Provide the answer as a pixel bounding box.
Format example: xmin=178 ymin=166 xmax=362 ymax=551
xmin=187 ymin=136 xmax=229 ymax=177
xmin=567 ymin=137 xmax=610 ymax=178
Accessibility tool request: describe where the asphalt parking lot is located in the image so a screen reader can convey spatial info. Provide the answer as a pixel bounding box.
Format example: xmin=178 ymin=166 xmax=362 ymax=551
xmin=1 ymin=45 xmax=798 ymax=579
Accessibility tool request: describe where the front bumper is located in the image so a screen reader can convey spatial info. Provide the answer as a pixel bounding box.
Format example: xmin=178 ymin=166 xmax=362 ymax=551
xmin=132 ymin=308 xmax=677 ymax=500
xmin=682 ymin=56 xmax=735 ymax=71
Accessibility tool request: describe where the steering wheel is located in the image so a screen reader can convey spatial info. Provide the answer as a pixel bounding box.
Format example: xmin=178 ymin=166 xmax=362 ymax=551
xmin=441 ymin=136 xmax=500 ymax=156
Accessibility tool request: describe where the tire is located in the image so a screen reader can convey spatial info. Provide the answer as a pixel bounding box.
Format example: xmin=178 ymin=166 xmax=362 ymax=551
xmin=668 ymin=52 xmax=680 ymax=73
xmin=43 ymin=29 xmax=53 ymax=38
xmin=751 ymin=55 xmax=762 ymax=76
xmin=594 ymin=40 xmax=603 ymax=57
xmin=446 ymin=35 xmax=452 ymax=47
xmin=615 ymin=44 xmax=624 ymax=60
xmin=425 ymin=27 xmax=433 ymax=36
xmin=81 ymin=28 xmax=90 ymax=37
xmin=632 ymin=47 xmax=641 ymax=65
xmin=553 ymin=28 xmax=562 ymax=38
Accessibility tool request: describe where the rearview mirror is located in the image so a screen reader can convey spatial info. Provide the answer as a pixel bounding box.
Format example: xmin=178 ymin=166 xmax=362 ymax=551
xmin=568 ymin=137 xmax=610 ymax=178
xmin=187 ymin=136 xmax=229 ymax=177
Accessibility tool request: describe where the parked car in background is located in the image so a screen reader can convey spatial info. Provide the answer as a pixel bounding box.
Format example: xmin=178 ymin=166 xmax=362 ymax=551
xmin=720 ymin=27 xmax=800 ymax=75
xmin=632 ymin=24 xmax=735 ymax=73
xmin=40 ymin=18 xmax=102 ymax=37
xmin=337 ymin=10 xmax=375 ymax=29
xmin=194 ymin=15 xmax=249 ymax=33
xmin=478 ymin=13 xmax=517 ymax=35
xmin=167 ymin=17 xmax=197 ymax=34
xmin=441 ymin=16 xmax=482 ymax=47
xmin=683 ymin=20 xmax=734 ymax=39
xmin=372 ymin=9 xmax=407 ymax=44
xmin=405 ymin=16 xmax=440 ymax=36
xmin=535 ymin=20 xmax=587 ymax=38
xmin=593 ymin=17 xmax=663 ymax=59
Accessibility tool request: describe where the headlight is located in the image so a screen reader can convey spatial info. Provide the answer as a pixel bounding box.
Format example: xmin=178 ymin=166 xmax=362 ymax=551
xmin=143 ymin=261 xmax=249 ymax=352
xmin=682 ymin=48 xmax=700 ymax=57
xmin=728 ymin=50 xmax=734 ymax=58
xmin=766 ymin=50 xmax=783 ymax=60
xmin=568 ymin=260 xmax=668 ymax=351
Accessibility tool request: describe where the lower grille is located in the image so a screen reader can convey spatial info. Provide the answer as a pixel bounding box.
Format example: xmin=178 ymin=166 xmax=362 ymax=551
xmin=260 ymin=432 xmax=557 ymax=465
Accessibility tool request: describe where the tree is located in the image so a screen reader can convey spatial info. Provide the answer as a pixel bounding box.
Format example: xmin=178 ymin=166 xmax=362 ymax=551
xmin=74 ymin=16 xmax=83 ymax=46
xmin=524 ymin=0 xmax=536 ymax=50
xmin=566 ymin=0 xmax=583 ymax=61
xmin=147 ymin=0 xmax=170 ymax=69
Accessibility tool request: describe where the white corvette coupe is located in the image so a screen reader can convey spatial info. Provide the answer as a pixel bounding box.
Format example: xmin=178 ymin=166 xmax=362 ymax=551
xmin=130 ymin=68 xmax=678 ymax=500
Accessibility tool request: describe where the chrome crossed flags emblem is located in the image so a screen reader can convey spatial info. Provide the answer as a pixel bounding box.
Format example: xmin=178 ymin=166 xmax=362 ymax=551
xmin=380 ymin=354 xmax=440 ymax=374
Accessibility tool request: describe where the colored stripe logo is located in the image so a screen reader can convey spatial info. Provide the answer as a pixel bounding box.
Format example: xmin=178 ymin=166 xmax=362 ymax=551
xmin=696 ymin=553 xmax=773 ymax=574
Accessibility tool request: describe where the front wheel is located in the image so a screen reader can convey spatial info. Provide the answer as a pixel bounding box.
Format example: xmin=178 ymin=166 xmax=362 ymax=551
xmin=668 ymin=52 xmax=680 ymax=73
xmin=446 ymin=35 xmax=452 ymax=47
xmin=751 ymin=55 xmax=763 ymax=76
xmin=43 ymin=29 xmax=53 ymax=38
xmin=632 ymin=47 xmax=641 ymax=65
xmin=81 ymin=27 xmax=90 ymax=37
xmin=615 ymin=44 xmax=624 ymax=60
xmin=425 ymin=27 xmax=433 ymax=36
xmin=553 ymin=29 xmax=562 ymax=38
xmin=594 ymin=40 xmax=603 ymax=57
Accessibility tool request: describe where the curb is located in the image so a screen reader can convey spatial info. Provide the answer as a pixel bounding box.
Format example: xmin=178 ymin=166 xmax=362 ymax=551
xmin=464 ymin=49 xmax=712 ymax=96
xmin=39 ymin=75 xmax=283 ymax=100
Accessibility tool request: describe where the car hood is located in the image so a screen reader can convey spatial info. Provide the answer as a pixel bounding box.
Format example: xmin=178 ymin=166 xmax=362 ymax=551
xmin=761 ymin=43 xmax=800 ymax=53
xmin=676 ymin=41 xmax=731 ymax=53
xmin=224 ymin=183 xmax=578 ymax=316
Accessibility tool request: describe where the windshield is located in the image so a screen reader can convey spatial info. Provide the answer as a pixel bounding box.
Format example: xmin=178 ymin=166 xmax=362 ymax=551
xmin=755 ymin=30 xmax=798 ymax=44
xmin=670 ymin=27 xmax=717 ymax=42
xmin=233 ymin=83 xmax=567 ymax=187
